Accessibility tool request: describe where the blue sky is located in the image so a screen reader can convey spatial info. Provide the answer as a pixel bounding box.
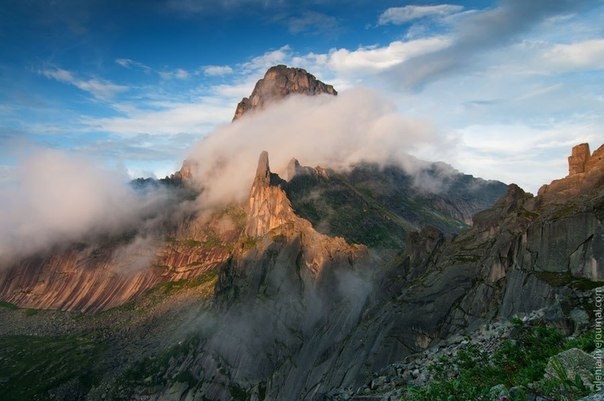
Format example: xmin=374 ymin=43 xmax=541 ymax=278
xmin=1 ymin=0 xmax=603 ymax=193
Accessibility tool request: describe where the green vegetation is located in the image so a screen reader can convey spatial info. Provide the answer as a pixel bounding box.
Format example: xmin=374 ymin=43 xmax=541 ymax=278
xmin=183 ymin=238 xmax=203 ymax=247
xmin=0 ymin=334 xmax=108 ymax=401
xmin=222 ymin=205 xmax=247 ymax=230
xmin=0 ymin=300 xmax=18 ymax=310
xmin=241 ymin=235 xmax=260 ymax=250
xmin=148 ymin=270 xmax=219 ymax=300
xmin=285 ymin=162 xmax=504 ymax=250
xmin=402 ymin=322 xmax=595 ymax=401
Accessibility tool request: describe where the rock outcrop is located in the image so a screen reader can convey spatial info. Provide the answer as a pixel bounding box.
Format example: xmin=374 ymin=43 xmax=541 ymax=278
xmin=245 ymin=151 xmax=294 ymax=237
xmin=538 ymin=143 xmax=604 ymax=204
xmin=569 ymin=143 xmax=592 ymax=175
xmin=233 ymin=65 xmax=337 ymax=120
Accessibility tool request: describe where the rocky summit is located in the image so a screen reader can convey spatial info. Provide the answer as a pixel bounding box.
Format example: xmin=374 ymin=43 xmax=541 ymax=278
xmin=232 ymin=64 xmax=337 ymax=120
xmin=0 ymin=66 xmax=602 ymax=401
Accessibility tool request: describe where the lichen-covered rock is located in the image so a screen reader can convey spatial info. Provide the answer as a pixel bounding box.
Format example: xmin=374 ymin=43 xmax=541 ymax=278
xmin=545 ymin=348 xmax=596 ymax=386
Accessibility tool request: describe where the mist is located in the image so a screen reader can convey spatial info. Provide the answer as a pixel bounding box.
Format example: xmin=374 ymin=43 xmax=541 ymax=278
xmin=0 ymin=149 xmax=181 ymax=264
xmin=187 ymin=88 xmax=446 ymax=206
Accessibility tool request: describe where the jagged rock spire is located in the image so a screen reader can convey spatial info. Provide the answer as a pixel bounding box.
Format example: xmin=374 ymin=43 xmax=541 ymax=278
xmin=233 ymin=64 xmax=337 ymax=121
xmin=254 ymin=150 xmax=271 ymax=186
xmin=245 ymin=151 xmax=295 ymax=237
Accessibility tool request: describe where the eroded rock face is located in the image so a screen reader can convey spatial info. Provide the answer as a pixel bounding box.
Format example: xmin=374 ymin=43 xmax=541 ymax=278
xmin=245 ymin=151 xmax=294 ymax=237
xmin=569 ymin=143 xmax=591 ymax=175
xmin=538 ymin=143 xmax=604 ymax=204
xmin=0 ymin=205 xmax=241 ymax=312
xmin=233 ymin=65 xmax=337 ymax=120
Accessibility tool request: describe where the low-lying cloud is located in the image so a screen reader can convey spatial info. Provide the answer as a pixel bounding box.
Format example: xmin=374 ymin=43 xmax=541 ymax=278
xmin=0 ymin=149 xmax=179 ymax=263
xmin=186 ymin=88 xmax=445 ymax=206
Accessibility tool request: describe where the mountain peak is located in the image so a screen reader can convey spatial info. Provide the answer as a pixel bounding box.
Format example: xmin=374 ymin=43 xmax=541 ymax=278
xmin=233 ymin=64 xmax=337 ymax=120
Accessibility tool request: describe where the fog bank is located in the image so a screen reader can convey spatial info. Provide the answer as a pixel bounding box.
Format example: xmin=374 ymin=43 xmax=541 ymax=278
xmin=0 ymin=149 xmax=178 ymax=263
xmin=187 ymin=88 xmax=444 ymax=206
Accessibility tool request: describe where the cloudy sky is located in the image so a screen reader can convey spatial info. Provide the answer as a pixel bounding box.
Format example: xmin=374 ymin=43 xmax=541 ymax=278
xmin=1 ymin=0 xmax=603 ymax=193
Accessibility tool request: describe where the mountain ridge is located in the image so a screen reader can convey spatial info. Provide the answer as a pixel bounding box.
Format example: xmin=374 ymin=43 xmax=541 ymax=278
xmin=0 ymin=65 xmax=602 ymax=401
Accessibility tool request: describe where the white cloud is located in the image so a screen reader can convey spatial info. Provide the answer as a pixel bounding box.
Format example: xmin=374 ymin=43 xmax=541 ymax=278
xmin=286 ymin=11 xmax=338 ymax=34
xmin=383 ymin=0 xmax=593 ymax=89
xmin=186 ymin=89 xmax=440 ymax=206
xmin=84 ymin=100 xmax=233 ymax=136
xmin=241 ymin=45 xmax=292 ymax=73
xmin=115 ymin=58 xmax=153 ymax=73
xmin=450 ymin=122 xmax=603 ymax=193
xmin=0 ymin=149 xmax=174 ymax=261
xmin=159 ymin=68 xmax=191 ymax=80
xmin=202 ymin=65 xmax=234 ymax=76
xmin=378 ymin=4 xmax=464 ymax=26
xmin=540 ymin=39 xmax=604 ymax=71
xmin=41 ymin=68 xmax=128 ymax=100
xmin=322 ymin=37 xmax=450 ymax=75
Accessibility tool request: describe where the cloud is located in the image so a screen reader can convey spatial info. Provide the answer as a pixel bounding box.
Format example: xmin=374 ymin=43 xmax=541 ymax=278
xmin=185 ymin=88 xmax=440 ymax=206
xmin=384 ymin=0 xmax=592 ymax=89
xmin=159 ymin=68 xmax=190 ymax=80
xmin=540 ymin=39 xmax=604 ymax=71
xmin=378 ymin=4 xmax=464 ymax=26
xmin=450 ymin=122 xmax=602 ymax=193
xmin=116 ymin=58 xmax=192 ymax=80
xmin=285 ymin=11 xmax=339 ymax=35
xmin=83 ymin=100 xmax=233 ymax=136
xmin=202 ymin=65 xmax=234 ymax=76
xmin=241 ymin=45 xmax=292 ymax=73
xmin=321 ymin=37 xmax=450 ymax=75
xmin=115 ymin=58 xmax=153 ymax=73
xmin=0 ymin=148 xmax=180 ymax=262
xmin=165 ymin=0 xmax=285 ymax=15
xmin=41 ymin=68 xmax=128 ymax=100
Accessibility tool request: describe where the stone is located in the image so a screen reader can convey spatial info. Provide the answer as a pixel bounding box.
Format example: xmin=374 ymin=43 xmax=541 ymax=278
xmin=233 ymin=64 xmax=337 ymax=120
xmin=569 ymin=143 xmax=591 ymax=175
xmin=509 ymin=386 xmax=535 ymax=401
xmin=570 ymin=307 xmax=591 ymax=334
xmin=544 ymin=348 xmax=596 ymax=388
xmin=488 ymin=384 xmax=509 ymax=400
xmin=578 ymin=391 xmax=604 ymax=401
xmin=244 ymin=151 xmax=294 ymax=237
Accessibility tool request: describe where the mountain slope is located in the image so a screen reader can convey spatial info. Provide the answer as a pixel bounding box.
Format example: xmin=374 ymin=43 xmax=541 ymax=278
xmin=284 ymin=158 xmax=506 ymax=249
xmin=0 ymin=66 xmax=602 ymax=401
xmin=0 ymin=65 xmax=502 ymax=312
xmin=0 ymin=143 xmax=602 ymax=401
